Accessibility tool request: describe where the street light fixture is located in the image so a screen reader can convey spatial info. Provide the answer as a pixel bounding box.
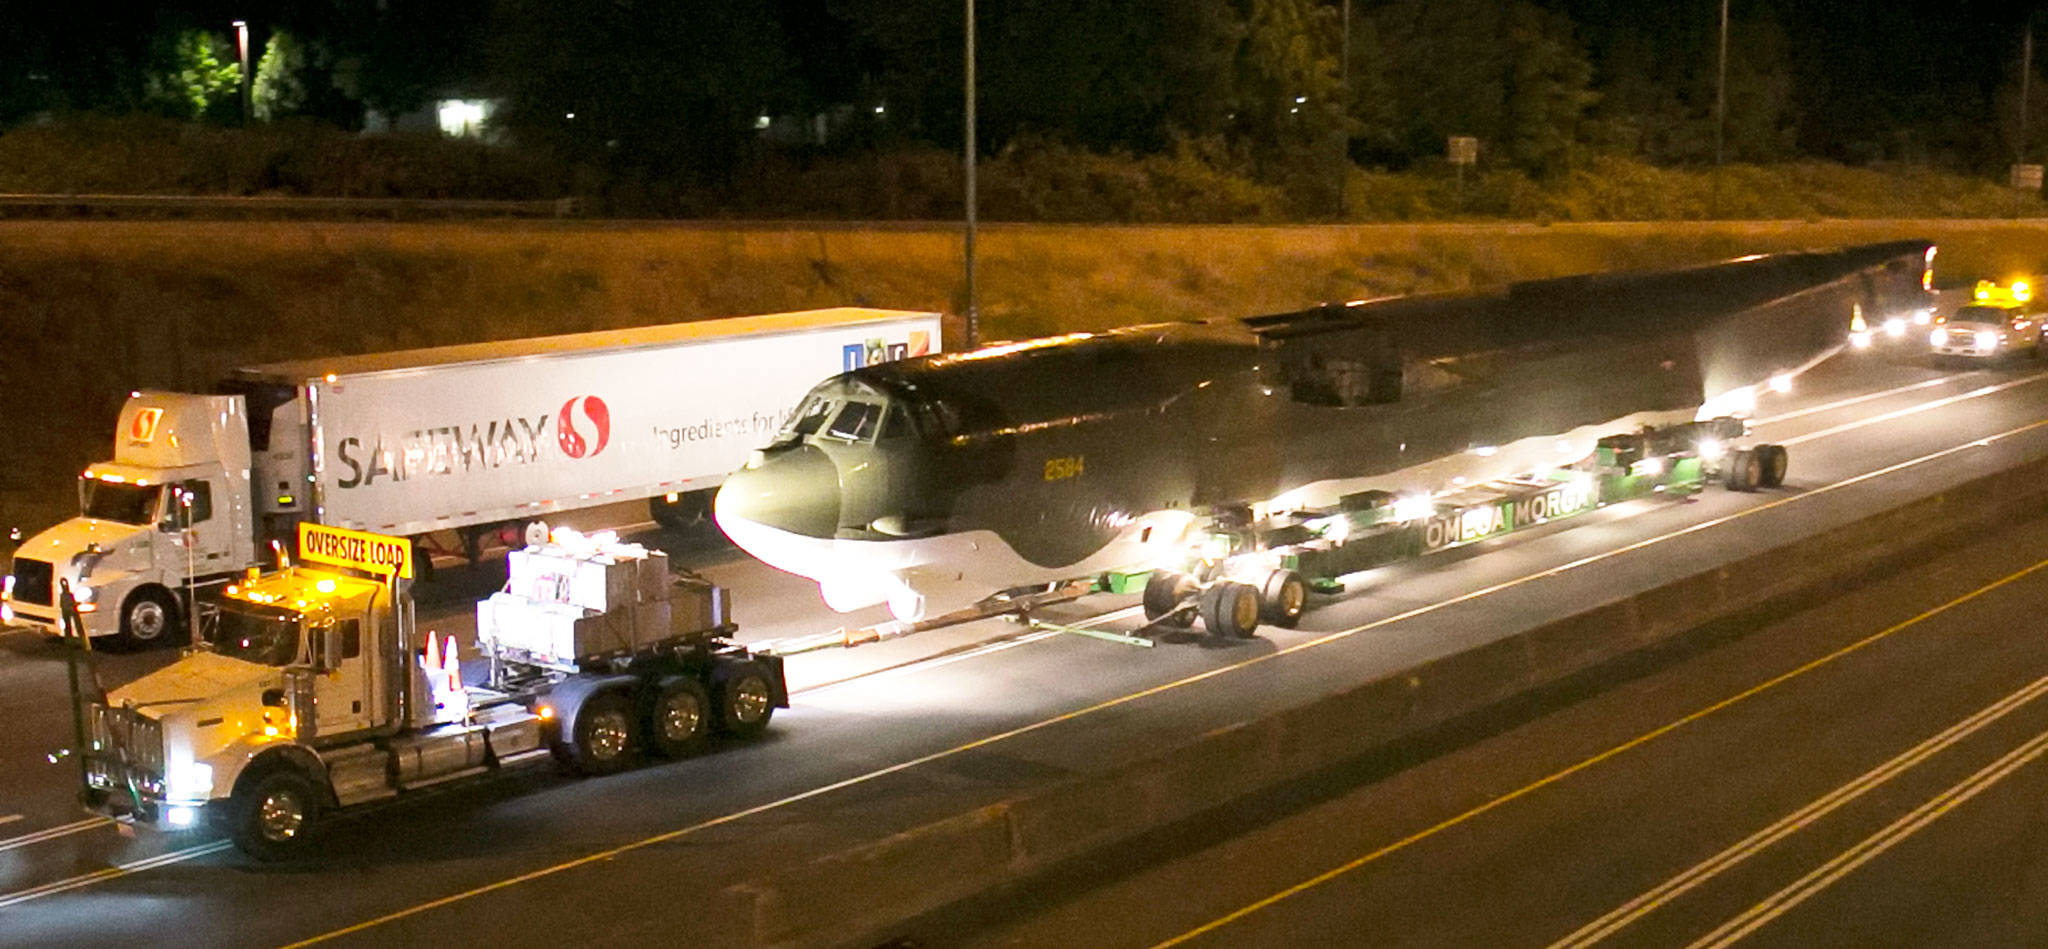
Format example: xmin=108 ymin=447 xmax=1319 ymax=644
xmin=233 ymin=20 xmax=251 ymax=122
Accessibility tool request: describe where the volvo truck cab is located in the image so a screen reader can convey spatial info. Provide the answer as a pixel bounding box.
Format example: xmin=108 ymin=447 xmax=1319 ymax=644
xmin=6 ymin=395 xmax=255 ymax=649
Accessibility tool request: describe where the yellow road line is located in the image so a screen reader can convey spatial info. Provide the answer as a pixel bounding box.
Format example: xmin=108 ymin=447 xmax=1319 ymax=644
xmin=289 ymin=417 xmax=2048 ymax=947
xmin=1154 ymin=554 xmax=2048 ymax=948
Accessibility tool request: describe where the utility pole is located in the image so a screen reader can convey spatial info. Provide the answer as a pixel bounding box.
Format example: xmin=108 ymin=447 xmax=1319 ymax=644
xmin=1339 ymin=0 xmax=1351 ymax=218
xmin=1713 ymin=0 xmax=1728 ymax=218
xmin=2021 ymin=19 xmax=2034 ymax=173
xmin=964 ymin=0 xmax=980 ymax=350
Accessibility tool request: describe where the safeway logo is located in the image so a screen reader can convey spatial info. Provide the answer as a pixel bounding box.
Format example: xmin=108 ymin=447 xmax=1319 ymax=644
xmin=129 ymin=407 xmax=164 ymax=444
xmin=556 ymin=395 xmax=611 ymax=459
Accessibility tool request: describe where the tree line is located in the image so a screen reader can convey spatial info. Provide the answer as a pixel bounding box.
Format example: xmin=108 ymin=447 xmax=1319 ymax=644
xmin=3 ymin=0 xmax=2040 ymax=206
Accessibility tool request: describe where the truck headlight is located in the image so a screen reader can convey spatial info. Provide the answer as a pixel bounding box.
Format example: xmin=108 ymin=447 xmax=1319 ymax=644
xmin=1914 ymin=308 xmax=1933 ymax=325
xmin=1931 ymin=328 xmax=1948 ymax=347
xmin=167 ymin=761 xmax=213 ymax=799
xmin=165 ymin=805 xmax=197 ymax=828
xmin=71 ymin=582 xmax=94 ymax=603
xmin=1884 ymin=317 xmax=1906 ymax=337
xmin=1977 ymin=330 xmax=2000 ymax=349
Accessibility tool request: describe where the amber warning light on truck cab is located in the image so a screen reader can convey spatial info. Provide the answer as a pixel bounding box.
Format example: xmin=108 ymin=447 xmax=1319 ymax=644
xmin=296 ymin=522 xmax=413 ymax=579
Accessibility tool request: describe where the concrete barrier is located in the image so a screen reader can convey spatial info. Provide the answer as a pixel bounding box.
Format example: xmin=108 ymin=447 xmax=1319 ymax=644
xmin=727 ymin=447 xmax=2048 ymax=947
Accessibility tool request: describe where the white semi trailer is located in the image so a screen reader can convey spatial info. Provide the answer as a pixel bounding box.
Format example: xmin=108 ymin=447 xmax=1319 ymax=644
xmin=4 ymin=307 xmax=941 ymax=648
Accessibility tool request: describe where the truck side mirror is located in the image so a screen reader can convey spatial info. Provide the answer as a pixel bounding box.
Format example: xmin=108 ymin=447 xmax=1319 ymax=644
xmin=307 ymin=623 xmax=334 ymax=672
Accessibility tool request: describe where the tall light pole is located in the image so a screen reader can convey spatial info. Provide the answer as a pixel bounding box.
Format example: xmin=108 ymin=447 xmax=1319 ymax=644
xmin=964 ymin=0 xmax=980 ymax=350
xmin=1339 ymin=0 xmax=1351 ymax=218
xmin=233 ymin=20 xmax=252 ymax=123
xmin=2020 ymin=17 xmax=2034 ymax=172
xmin=1713 ymin=0 xmax=1728 ymax=218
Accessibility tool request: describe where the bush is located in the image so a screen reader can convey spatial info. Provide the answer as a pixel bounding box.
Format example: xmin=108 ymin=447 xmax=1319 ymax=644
xmin=4 ymin=115 xmax=2045 ymax=221
xmin=0 ymin=115 xmax=566 ymax=199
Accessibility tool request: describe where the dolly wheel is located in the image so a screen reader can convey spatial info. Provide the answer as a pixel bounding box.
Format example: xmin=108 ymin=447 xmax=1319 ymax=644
xmin=1199 ymin=582 xmax=1261 ymax=640
xmin=1259 ymin=569 xmax=1308 ymax=628
xmin=1143 ymin=571 xmax=1197 ymax=627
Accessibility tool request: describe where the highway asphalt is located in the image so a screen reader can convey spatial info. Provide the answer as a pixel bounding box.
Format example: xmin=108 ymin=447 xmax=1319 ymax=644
xmin=923 ymin=469 xmax=2048 ymax=948
xmin=2 ymin=350 xmax=2048 ymax=947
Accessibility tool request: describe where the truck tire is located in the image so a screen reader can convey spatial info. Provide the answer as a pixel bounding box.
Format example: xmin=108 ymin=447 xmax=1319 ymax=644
xmin=1724 ymin=448 xmax=1762 ymax=493
xmin=1259 ymin=569 xmax=1308 ymax=628
xmin=114 ymin=587 xmax=183 ymax=651
xmin=712 ymin=660 xmax=776 ymax=738
xmin=648 ymin=676 xmax=712 ymax=758
xmin=1199 ymin=582 xmax=1260 ymax=640
xmin=559 ymin=688 xmax=637 ymax=776
xmin=1142 ymin=571 xmax=1197 ymax=627
xmin=229 ymin=768 xmax=320 ymax=862
xmin=1756 ymin=444 xmax=1788 ymax=488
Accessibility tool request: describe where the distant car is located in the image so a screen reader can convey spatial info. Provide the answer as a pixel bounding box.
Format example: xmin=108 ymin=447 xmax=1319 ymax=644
xmin=1930 ymin=282 xmax=2042 ymax=359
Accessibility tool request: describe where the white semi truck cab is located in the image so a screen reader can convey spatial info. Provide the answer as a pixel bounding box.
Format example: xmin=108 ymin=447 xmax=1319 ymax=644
xmin=5 ymin=394 xmax=257 ymax=648
xmin=76 ymin=523 xmax=785 ymax=860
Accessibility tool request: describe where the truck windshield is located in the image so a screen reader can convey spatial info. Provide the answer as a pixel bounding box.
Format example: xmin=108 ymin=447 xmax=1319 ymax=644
xmin=208 ymin=604 xmax=302 ymax=666
xmin=1953 ymin=306 xmax=2014 ymax=325
xmin=78 ymin=480 xmax=162 ymax=526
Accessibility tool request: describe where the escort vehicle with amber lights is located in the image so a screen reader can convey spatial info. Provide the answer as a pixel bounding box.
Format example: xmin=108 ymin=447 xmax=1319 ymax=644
xmin=77 ymin=524 xmax=785 ymax=860
xmin=1926 ymin=280 xmax=2043 ymax=360
xmin=4 ymin=307 xmax=940 ymax=650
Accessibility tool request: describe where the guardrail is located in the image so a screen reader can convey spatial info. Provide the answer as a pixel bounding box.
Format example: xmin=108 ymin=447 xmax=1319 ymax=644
xmin=0 ymin=193 xmax=577 ymax=220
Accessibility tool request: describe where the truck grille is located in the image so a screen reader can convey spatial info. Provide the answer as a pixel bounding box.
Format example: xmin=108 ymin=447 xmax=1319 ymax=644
xmin=9 ymin=558 xmax=52 ymax=606
xmin=92 ymin=705 xmax=165 ymax=779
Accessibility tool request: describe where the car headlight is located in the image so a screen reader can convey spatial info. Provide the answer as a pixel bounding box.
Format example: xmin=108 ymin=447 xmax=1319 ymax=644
xmin=1914 ymin=309 xmax=1933 ymax=325
xmin=71 ymin=582 xmax=94 ymax=603
xmin=1977 ymin=330 xmax=2000 ymax=349
xmin=1851 ymin=330 xmax=1874 ymax=349
xmin=1885 ymin=317 xmax=1906 ymax=337
xmin=1931 ymin=328 xmax=1949 ymax=346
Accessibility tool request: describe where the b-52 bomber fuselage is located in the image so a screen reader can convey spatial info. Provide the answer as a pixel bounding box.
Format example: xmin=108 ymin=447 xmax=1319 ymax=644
xmin=715 ymin=241 xmax=1937 ymax=622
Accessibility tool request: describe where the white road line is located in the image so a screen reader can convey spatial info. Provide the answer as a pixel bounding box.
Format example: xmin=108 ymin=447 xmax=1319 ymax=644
xmin=0 ymin=817 xmax=112 ymax=854
xmin=1752 ymin=375 xmax=1962 ymax=427
xmin=1686 ymin=725 xmax=2048 ymax=948
xmin=1550 ymin=672 xmax=2048 ymax=948
xmin=284 ymin=415 xmax=2048 ymax=948
xmin=0 ymin=840 xmax=233 ymax=910
xmin=0 ymin=814 xmax=21 ymax=827
xmin=1781 ymin=373 xmax=2048 ymax=447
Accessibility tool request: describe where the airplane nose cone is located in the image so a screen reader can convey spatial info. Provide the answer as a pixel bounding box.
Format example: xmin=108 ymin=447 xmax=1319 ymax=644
xmin=714 ymin=445 xmax=842 ymax=539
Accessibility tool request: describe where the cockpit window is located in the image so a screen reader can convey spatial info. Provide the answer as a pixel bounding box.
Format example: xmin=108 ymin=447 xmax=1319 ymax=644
xmin=788 ymin=396 xmax=836 ymax=436
xmin=826 ymin=402 xmax=882 ymax=441
xmin=879 ymin=405 xmax=912 ymax=440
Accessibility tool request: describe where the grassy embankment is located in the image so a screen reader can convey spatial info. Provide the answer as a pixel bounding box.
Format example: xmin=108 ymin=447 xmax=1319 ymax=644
xmin=6 ymin=218 xmax=2048 ymax=539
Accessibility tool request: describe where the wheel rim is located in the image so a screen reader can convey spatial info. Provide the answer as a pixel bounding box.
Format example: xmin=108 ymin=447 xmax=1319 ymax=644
xmin=732 ymin=677 xmax=771 ymax=724
xmin=586 ymin=708 xmax=630 ymax=759
xmin=128 ymin=600 xmax=166 ymax=640
xmin=1232 ymin=588 xmax=1258 ymax=631
xmin=660 ymin=693 xmax=703 ymax=742
xmin=258 ymin=788 xmax=306 ymax=843
xmin=1280 ymin=581 xmax=1305 ymax=618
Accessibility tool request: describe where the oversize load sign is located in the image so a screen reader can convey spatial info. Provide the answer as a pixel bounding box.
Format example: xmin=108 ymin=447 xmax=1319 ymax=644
xmin=298 ymin=522 xmax=414 ymax=579
xmin=1422 ymin=480 xmax=1595 ymax=552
